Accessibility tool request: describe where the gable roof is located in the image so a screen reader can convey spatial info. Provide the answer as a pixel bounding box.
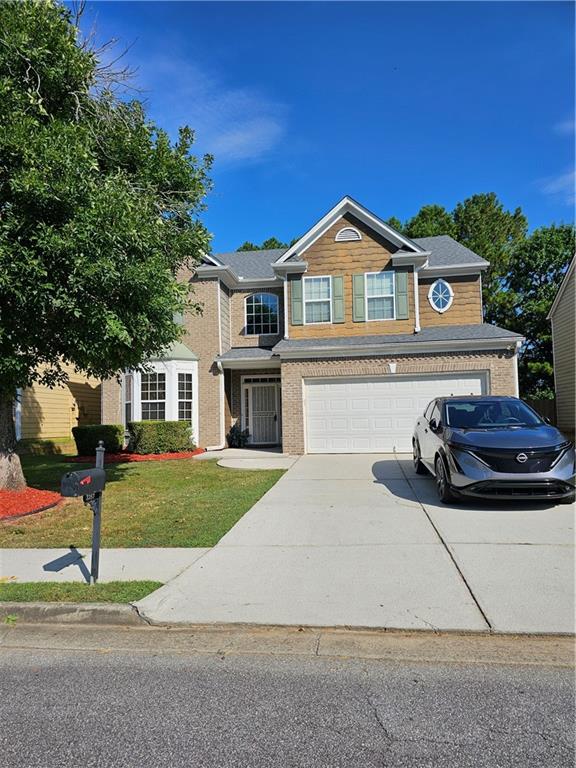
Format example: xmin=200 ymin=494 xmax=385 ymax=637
xmin=207 ymin=249 xmax=286 ymax=280
xmin=275 ymin=196 xmax=427 ymax=263
xmin=413 ymin=236 xmax=488 ymax=268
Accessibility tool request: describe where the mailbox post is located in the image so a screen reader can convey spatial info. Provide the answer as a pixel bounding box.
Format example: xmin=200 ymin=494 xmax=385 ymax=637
xmin=61 ymin=441 xmax=106 ymax=584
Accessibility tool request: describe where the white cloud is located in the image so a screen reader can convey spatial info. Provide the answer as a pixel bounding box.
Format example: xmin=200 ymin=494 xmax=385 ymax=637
xmin=541 ymin=169 xmax=575 ymax=206
xmin=135 ymin=57 xmax=287 ymax=166
xmin=553 ymin=119 xmax=575 ymax=136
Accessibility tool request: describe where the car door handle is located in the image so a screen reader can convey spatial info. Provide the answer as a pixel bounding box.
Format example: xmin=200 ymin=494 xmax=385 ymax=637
xmin=424 ymin=428 xmax=428 ymax=433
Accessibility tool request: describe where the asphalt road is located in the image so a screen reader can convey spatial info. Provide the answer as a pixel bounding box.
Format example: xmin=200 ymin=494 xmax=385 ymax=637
xmin=1 ymin=630 xmax=573 ymax=768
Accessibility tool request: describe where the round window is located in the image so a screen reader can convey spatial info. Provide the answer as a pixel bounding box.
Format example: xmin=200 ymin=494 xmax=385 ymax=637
xmin=428 ymin=279 xmax=454 ymax=313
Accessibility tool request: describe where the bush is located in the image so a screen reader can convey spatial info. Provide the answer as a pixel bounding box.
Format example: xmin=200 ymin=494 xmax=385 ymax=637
xmin=127 ymin=421 xmax=194 ymax=454
xmin=227 ymin=423 xmax=250 ymax=448
xmin=72 ymin=424 xmax=124 ymax=456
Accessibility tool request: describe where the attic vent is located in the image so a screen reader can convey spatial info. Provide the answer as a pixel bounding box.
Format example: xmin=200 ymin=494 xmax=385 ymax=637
xmin=335 ymin=226 xmax=362 ymax=242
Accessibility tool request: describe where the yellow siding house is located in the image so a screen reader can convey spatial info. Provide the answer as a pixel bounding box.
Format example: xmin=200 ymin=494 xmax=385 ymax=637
xmin=15 ymin=363 xmax=101 ymax=446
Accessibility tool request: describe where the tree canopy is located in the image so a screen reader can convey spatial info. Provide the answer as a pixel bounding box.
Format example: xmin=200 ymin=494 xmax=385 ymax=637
xmin=237 ymin=237 xmax=296 ymax=251
xmin=0 ymin=0 xmax=212 ymax=487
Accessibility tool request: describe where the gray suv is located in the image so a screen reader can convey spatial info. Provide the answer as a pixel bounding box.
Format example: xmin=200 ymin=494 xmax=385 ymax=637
xmin=412 ymin=396 xmax=575 ymax=504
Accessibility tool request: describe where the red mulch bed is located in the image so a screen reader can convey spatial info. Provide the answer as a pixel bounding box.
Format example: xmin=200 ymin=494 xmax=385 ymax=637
xmin=0 ymin=488 xmax=62 ymax=521
xmin=69 ymin=448 xmax=205 ymax=464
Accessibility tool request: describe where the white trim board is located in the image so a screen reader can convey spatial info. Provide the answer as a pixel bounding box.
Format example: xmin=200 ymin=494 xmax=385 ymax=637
xmin=275 ymin=196 xmax=427 ymax=264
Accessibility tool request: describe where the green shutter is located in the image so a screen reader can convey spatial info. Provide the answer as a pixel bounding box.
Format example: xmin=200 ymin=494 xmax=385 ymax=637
xmin=352 ymin=274 xmax=366 ymax=322
xmin=395 ymin=271 xmax=409 ymax=320
xmin=291 ymin=278 xmax=303 ymax=325
xmin=332 ymin=276 xmax=344 ymax=323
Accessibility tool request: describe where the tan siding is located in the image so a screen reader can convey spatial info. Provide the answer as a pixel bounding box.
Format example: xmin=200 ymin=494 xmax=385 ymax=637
xmin=230 ymin=288 xmax=283 ymax=347
xmin=289 ymin=214 xmax=415 ymax=338
xmin=21 ymin=363 xmax=101 ymax=440
xmin=281 ymin=351 xmax=517 ymax=454
xmin=419 ymin=275 xmax=483 ymax=327
xmin=551 ymin=266 xmax=575 ymax=436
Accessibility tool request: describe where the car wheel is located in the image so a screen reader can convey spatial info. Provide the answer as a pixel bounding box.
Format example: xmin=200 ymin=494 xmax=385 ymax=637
xmin=412 ymin=441 xmax=428 ymax=475
xmin=435 ymin=456 xmax=456 ymax=504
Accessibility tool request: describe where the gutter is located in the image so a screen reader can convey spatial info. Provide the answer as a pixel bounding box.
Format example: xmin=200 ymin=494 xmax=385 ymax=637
xmin=275 ymin=335 xmax=525 ymax=360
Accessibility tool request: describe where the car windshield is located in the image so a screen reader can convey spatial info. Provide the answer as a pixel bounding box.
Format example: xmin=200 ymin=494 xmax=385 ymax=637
xmin=444 ymin=400 xmax=543 ymax=430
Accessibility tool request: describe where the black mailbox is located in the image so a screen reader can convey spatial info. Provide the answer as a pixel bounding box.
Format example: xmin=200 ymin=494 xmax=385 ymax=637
xmin=61 ymin=468 xmax=106 ymax=497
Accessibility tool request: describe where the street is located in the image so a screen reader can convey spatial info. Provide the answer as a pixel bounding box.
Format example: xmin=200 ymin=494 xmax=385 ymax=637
xmin=1 ymin=626 xmax=573 ymax=767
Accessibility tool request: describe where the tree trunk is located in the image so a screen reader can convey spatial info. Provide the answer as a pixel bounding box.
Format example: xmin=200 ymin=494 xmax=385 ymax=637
xmin=0 ymin=396 xmax=26 ymax=490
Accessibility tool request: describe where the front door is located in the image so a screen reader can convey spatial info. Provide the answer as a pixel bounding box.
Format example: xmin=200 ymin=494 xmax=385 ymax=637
xmin=249 ymin=384 xmax=279 ymax=445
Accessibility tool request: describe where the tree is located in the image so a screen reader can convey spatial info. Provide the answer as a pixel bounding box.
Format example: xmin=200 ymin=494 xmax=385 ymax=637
xmin=237 ymin=237 xmax=294 ymax=251
xmin=0 ymin=1 xmax=212 ymax=489
xmin=403 ymin=205 xmax=455 ymax=239
xmin=452 ymin=193 xmax=527 ymax=323
xmin=501 ymin=225 xmax=575 ymax=398
xmin=385 ymin=216 xmax=404 ymax=232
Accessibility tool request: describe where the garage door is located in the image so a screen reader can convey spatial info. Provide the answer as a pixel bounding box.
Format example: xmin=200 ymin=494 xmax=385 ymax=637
xmin=304 ymin=373 xmax=487 ymax=453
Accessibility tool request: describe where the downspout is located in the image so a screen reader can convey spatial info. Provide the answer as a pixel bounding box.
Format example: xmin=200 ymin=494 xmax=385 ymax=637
xmin=206 ymin=280 xmax=227 ymax=450
xmin=413 ymin=265 xmax=421 ymax=333
xmin=283 ymin=275 xmax=289 ymax=339
xmin=513 ymin=340 xmax=521 ymax=398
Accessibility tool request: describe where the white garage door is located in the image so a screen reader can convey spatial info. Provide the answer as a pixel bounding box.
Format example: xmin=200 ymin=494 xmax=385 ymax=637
xmin=304 ymin=373 xmax=487 ymax=453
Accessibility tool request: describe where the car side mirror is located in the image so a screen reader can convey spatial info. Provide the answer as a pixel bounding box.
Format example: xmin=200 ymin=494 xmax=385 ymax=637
xmin=429 ymin=418 xmax=440 ymax=433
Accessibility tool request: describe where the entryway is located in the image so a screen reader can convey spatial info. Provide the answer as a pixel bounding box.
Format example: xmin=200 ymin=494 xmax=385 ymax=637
xmin=242 ymin=376 xmax=282 ymax=446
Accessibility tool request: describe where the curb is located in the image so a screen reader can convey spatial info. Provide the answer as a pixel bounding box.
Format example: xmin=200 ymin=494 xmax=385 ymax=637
xmin=0 ymin=601 xmax=146 ymax=627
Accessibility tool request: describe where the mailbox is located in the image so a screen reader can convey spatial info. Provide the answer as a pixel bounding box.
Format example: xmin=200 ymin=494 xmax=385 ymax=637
xmin=61 ymin=468 xmax=106 ymax=497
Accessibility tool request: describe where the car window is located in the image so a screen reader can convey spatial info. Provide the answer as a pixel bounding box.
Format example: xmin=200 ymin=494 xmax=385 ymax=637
xmin=444 ymin=400 xmax=543 ymax=429
xmin=424 ymin=401 xmax=436 ymax=420
xmin=430 ymin=403 xmax=441 ymax=424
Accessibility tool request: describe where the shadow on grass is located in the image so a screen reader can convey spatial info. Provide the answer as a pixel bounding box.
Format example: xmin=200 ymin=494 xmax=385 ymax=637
xmin=21 ymin=455 xmax=134 ymax=493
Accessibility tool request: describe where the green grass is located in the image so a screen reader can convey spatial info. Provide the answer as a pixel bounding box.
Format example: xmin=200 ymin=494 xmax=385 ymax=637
xmin=0 ymin=581 xmax=161 ymax=603
xmin=0 ymin=456 xmax=284 ymax=548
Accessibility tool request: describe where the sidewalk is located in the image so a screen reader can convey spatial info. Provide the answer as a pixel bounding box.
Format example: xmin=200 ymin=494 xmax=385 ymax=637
xmin=0 ymin=548 xmax=209 ymax=584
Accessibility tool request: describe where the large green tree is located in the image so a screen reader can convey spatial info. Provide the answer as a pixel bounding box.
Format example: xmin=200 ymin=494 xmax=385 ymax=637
xmin=0 ymin=0 xmax=212 ymax=488
xmin=403 ymin=204 xmax=456 ymax=239
xmin=452 ymin=193 xmax=527 ymax=323
xmin=501 ymin=225 xmax=575 ymax=398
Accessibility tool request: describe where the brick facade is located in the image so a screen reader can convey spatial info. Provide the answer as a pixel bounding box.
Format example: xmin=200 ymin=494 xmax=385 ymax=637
xmin=101 ymin=377 xmax=122 ymax=424
xmin=280 ymin=350 xmax=517 ymax=454
xmin=229 ymin=288 xmax=283 ymax=348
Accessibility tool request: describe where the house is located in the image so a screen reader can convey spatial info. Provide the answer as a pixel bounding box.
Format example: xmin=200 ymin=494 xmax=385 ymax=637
xmin=101 ymin=196 xmax=523 ymax=454
xmin=15 ymin=362 xmax=101 ymax=449
xmin=548 ymin=256 xmax=575 ymax=441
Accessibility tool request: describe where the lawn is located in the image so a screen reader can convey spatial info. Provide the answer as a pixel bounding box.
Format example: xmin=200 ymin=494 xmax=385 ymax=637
xmin=0 ymin=456 xmax=284 ymax=548
xmin=0 ymin=581 xmax=161 ymax=603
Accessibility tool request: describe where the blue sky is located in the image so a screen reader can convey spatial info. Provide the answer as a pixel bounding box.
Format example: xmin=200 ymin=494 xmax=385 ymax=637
xmin=81 ymin=1 xmax=574 ymax=252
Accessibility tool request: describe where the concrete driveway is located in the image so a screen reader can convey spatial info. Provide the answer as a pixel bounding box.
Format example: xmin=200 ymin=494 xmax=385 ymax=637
xmin=137 ymin=454 xmax=575 ymax=634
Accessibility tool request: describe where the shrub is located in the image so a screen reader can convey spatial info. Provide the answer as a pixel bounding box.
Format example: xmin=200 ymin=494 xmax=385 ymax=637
xmin=72 ymin=424 xmax=124 ymax=456
xmin=127 ymin=421 xmax=194 ymax=454
xmin=227 ymin=423 xmax=250 ymax=448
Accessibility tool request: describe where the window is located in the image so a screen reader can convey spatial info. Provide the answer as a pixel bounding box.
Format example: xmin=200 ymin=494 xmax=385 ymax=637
xmin=335 ymin=226 xmax=362 ymax=242
xmin=245 ymin=293 xmax=279 ymax=335
xmin=428 ymin=279 xmax=453 ymax=313
xmin=304 ymin=276 xmax=331 ymax=324
xmin=365 ymin=271 xmax=395 ymax=321
xmin=178 ymin=373 xmax=193 ymax=422
xmin=141 ymin=372 xmax=166 ymax=420
xmin=124 ymin=373 xmax=133 ymax=425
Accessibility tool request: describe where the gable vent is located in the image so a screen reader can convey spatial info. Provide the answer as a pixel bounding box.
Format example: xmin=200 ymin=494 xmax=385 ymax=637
xmin=335 ymin=226 xmax=362 ymax=242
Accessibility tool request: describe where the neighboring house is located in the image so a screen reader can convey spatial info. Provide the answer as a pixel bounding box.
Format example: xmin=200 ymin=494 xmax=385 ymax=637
xmin=548 ymin=256 xmax=575 ymax=441
xmin=101 ymin=196 xmax=523 ymax=454
xmin=15 ymin=363 xmax=101 ymax=445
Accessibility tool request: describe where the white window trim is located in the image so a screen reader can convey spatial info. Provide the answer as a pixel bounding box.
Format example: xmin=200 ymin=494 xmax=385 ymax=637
xmin=303 ymin=275 xmax=332 ymax=325
xmin=364 ymin=271 xmax=396 ymax=322
xmin=428 ymin=279 xmax=454 ymax=313
xmin=244 ymin=292 xmax=280 ymax=336
xmin=335 ymin=226 xmax=362 ymax=242
xmin=123 ymin=360 xmax=199 ymax=446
